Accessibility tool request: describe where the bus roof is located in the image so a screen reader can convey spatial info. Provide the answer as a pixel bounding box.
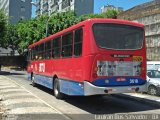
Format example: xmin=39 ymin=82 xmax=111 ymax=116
xmin=29 ymin=18 xmax=144 ymax=48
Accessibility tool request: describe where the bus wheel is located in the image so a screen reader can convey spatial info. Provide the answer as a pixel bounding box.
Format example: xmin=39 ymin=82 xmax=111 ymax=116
xmin=54 ymin=78 xmax=64 ymax=99
xmin=31 ymin=74 xmax=36 ymax=87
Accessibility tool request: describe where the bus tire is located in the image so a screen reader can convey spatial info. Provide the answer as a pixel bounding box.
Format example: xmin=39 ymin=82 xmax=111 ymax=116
xmin=53 ymin=78 xmax=64 ymax=99
xmin=31 ymin=73 xmax=36 ymax=87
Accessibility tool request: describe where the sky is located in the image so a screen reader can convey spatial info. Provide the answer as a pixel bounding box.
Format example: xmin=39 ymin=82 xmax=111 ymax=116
xmin=32 ymin=0 xmax=153 ymax=17
xmin=94 ymin=0 xmax=153 ymax=13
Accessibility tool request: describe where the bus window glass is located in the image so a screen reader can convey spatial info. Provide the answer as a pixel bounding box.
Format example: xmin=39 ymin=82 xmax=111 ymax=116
xmin=52 ymin=37 xmax=61 ymax=58
xmin=62 ymin=32 xmax=73 ymax=57
xmin=74 ymin=28 xmax=83 ymax=56
xmin=31 ymin=48 xmax=34 ymax=60
xmin=45 ymin=41 xmax=51 ymax=59
xmin=38 ymin=44 xmax=44 ymax=60
xmin=92 ymin=23 xmax=144 ymax=50
xmin=27 ymin=49 xmax=31 ymax=61
xmin=35 ymin=46 xmax=38 ymax=60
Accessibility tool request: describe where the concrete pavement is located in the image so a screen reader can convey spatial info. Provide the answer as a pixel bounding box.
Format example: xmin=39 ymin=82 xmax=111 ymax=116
xmin=0 ymin=75 xmax=70 ymax=120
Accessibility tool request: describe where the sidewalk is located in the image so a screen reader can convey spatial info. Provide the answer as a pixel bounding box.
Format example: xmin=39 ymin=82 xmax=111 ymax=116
xmin=0 ymin=75 xmax=69 ymax=120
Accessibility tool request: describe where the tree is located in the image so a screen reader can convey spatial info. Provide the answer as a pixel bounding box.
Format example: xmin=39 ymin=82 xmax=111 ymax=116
xmin=2 ymin=9 xmax=121 ymax=55
xmin=5 ymin=24 xmax=20 ymax=54
xmin=0 ymin=10 xmax=7 ymax=47
xmin=17 ymin=16 xmax=48 ymax=54
xmin=102 ymin=9 xmax=121 ymax=19
xmin=47 ymin=11 xmax=77 ymax=36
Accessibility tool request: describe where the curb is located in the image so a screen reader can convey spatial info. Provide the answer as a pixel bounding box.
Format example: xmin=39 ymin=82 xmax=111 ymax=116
xmin=112 ymin=93 xmax=160 ymax=108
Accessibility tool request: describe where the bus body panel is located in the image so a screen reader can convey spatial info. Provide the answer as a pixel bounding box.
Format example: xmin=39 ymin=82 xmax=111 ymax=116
xmin=27 ymin=19 xmax=147 ymax=96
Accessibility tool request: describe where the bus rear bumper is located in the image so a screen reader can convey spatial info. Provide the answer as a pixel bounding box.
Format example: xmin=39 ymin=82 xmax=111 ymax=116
xmin=84 ymin=81 xmax=147 ymax=96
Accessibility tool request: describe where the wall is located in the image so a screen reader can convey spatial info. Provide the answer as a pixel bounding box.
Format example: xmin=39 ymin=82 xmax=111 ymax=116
xmin=0 ymin=56 xmax=26 ymax=68
xmin=75 ymin=0 xmax=94 ymax=16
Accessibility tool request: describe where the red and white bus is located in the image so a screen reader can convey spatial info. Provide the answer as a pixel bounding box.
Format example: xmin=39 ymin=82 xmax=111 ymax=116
xmin=27 ymin=18 xmax=147 ymax=99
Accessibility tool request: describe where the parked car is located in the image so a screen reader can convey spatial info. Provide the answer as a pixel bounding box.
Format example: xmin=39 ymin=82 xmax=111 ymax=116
xmin=147 ymin=61 xmax=160 ymax=70
xmin=146 ymin=69 xmax=160 ymax=96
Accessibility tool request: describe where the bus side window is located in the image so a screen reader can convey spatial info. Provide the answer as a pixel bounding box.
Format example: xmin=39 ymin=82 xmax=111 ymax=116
xmin=38 ymin=43 xmax=45 ymax=60
xmin=31 ymin=48 xmax=34 ymax=60
xmin=74 ymin=28 xmax=82 ymax=57
xmin=34 ymin=46 xmax=38 ymax=60
xmin=45 ymin=41 xmax=51 ymax=59
xmin=52 ymin=37 xmax=61 ymax=58
xmin=62 ymin=32 xmax=73 ymax=58
xmin=28 ymin=49 xmax=31 ymax=61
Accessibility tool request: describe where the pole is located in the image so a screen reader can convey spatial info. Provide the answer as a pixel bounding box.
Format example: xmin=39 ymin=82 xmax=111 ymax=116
xmin=46 ymin=10 xmax=52 ymax=37
xmin=46 ymin=19 xmax=49 ymax=37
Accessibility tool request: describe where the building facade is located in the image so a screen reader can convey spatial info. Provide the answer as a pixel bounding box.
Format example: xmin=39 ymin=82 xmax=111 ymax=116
xmin=0 ymin=0 xmax=32 ymax=24
xmin=101 ymin=5 xmax=123 ymax=13
xmin=35 ymin=0 xmax=94 ymax=16
xmin=117 ymin=0 xmax=160 ymax=61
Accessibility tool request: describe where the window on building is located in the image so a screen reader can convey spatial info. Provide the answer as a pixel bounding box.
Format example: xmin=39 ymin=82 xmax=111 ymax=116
xmin=62 ymin=32 xmax=73 ymax=57
xmin=52 ymin=37 xmax=61 ymax=58
xmin=21 ymin=6 xmax=25 ymax=12
xmin=45 ymin=41 xmax=51 ymax=59
xmin=74 ymin=28 xmax=83 ymax=56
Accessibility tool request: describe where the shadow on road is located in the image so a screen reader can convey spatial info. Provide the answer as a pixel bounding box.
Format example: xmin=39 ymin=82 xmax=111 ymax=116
xmin=34 ymin=84 xmax=160 ymax=114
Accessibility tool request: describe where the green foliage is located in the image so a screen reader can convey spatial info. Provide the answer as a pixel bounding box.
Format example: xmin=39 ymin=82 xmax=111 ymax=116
xmin=0 ymin=10 xmax=7 ymax=47
xmin=5 ymin=24 xmax=19 ymax=50
xmin=2 ymin=9 xmax=120 ymax=55
xmin=102 ymin=9 xmax=121 ymax=18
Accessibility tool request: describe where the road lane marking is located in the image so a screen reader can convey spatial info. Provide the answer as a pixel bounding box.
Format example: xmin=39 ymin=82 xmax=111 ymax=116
xmin=0 ymin=86 xmax=18 ymax=89
xmin=2 ymin=98 xmax=44 ymax=106
xmin=0 ymin=89 xmax=27 ymax=93
xmin=7 ymin=107 xmax=58 ymax=114
xmin=4 ymin=94 xmax=35 ymax=100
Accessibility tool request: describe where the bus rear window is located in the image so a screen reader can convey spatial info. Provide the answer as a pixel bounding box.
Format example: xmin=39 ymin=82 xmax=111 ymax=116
xmin=92 ymin=23 xmax=144 ymax=50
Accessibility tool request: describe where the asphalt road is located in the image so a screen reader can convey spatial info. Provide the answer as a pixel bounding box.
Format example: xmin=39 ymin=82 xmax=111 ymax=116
xmin=1 ymin=70 xmax=160 ymax=120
